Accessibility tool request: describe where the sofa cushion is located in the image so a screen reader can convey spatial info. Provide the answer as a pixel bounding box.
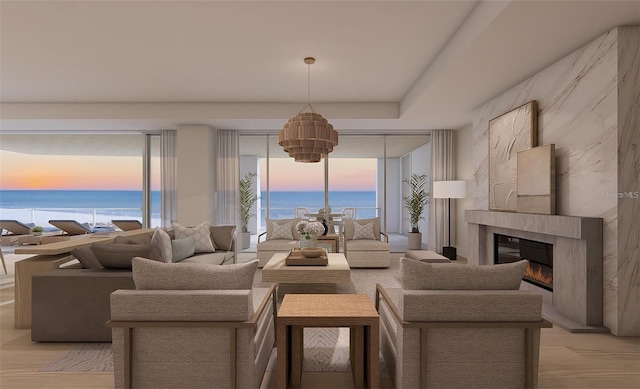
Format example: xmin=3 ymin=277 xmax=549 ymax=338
xmin=256 ymin=239 xmax=298 ymax=251
xmin=71 ymin=245 xmax=104 ymax=270
xmin=401 ymin=258 xmax=528 ymax=290
xmin=113 ymin=232 xmax=152 ymax=245
xmin=172 ymin=236 xmax=196 ymax=262
xmin=132 ymin=257 xmax=258 ymax=290
xmin=266 ymin=218 xmax=302 ymax=240
xmin=344 ymin=218 xmax=381 ymax=241
xmin=353 ymin=221 xmax=376 ymax=240
xmin=150 ymin=228 xmax=173 ymax=263
xmin=181 ymin=252 xmax=232 ymax=266
xmin=345 ymin=239 xmax=389 ymax=251
xmin=91 ymin=242 xmax=154 ymax=269
xmin=172 ymin=221 xmax=215 ymax=253
xmin=210 ymin=225 xmax=236 ymax=251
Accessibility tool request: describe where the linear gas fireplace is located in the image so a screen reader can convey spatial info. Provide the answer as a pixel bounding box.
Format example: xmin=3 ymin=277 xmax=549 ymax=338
xmin=494 ymin=234 xmax=553 ymax=291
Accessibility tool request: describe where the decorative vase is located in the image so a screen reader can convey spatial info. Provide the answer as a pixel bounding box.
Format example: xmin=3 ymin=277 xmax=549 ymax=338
xmin=321 ymin=219 xmax=329 ymax=236
xmin=300 ymin=235 xmax=318 ymax=249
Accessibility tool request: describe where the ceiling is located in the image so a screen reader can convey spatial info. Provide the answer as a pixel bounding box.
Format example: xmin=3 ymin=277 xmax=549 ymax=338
xmin=1 ymin=0 xmax=639 ymax=134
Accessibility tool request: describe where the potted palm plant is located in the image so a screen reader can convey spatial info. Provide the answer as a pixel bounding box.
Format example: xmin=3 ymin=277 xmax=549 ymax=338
xmin=403 ymin=174 xmax=429 ymax=250
xmin=240 ymin=172 xmax=259 ymax=249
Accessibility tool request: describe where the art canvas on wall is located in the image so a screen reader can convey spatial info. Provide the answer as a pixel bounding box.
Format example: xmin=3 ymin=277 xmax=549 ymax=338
xmin=517 ymin=144 xmax=555 ymax=214
xmin=488 ymin=100 xmax=538 ymax=211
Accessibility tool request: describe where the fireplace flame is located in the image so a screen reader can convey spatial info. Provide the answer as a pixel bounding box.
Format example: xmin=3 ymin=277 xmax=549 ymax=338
xmin=524 ymin=263 xmax=552 ymax=285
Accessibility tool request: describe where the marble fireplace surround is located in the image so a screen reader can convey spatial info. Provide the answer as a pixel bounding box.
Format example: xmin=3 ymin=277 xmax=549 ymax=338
xmin=465 ymin=210 xmax=604 ymax=332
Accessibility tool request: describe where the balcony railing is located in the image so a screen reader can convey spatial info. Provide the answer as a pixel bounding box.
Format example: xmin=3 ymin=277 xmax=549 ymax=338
xmin=0 ymin=207 xmax=160 ymax=229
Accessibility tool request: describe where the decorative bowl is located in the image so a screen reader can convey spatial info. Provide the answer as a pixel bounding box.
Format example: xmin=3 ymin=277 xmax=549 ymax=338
xmin=300 ymin=247 xmax=324 ymax=258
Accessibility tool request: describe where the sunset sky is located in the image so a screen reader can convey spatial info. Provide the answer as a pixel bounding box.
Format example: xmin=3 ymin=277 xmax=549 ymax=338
xmin=0 ymin=150 xmax=157 ymax=190
xmin=0 ymin=150 xmax=376 ymax=191
xmin=261 ymin=158 xmax=376 ymax=191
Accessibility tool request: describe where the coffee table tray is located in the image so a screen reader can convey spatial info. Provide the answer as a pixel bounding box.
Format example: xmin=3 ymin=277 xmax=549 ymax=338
xmin=285 ymin=248 xmax=328 ymax=266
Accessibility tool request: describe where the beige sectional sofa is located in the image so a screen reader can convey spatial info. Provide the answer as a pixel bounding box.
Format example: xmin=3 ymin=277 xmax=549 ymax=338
xmin=31 ymin=224 xmax=237 ymax=342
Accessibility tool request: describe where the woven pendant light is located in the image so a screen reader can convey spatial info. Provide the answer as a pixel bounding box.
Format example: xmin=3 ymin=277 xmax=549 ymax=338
xmin=278 ymin=57 xmax=338 ymax=163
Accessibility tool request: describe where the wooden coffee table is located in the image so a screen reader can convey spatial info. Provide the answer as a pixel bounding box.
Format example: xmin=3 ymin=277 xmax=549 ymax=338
xmin=277 ymin=294 xmax=379 ymax=388
xmin=262 ymin=252 xmax=350 ymax=295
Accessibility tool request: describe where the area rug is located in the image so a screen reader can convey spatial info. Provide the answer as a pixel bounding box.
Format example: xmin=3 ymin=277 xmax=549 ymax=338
xmin=41 ymin=256 xmax=402 ymax=372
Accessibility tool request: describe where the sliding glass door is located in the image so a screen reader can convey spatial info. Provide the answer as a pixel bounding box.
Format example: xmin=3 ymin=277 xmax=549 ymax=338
xmin=238 ymin=133 xmax=430 ymax=236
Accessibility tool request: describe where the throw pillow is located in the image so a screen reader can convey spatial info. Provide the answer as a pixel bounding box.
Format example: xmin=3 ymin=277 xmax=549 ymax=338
xmin=344 ymin=218 xmax=381 ymax=241
xmin=132 ymin=257 xmax=258 ymax=290
xmin=150 ymin=228 xmax=173 ymax=263
xmin=266 ymin=218 xmax=302 ymax=240
xmin=172 ymin=221 xmax=215 ymax=253
xmin=401 ymin=258 xmax=528 ymax=290
xmin=91 ymin=242 xmax=153 ymax=269
xmin=270 ymin=221 xmax=293 ymax=240
xmin=71 ymin=245 xmax=104 ymax=270
xmin=171 ymin=236 xmax=196 ymax=262
xmin=353 ymin=222 xmax=376 ymax=240
xmin=209 ymin=225 xmax=236 ymax=251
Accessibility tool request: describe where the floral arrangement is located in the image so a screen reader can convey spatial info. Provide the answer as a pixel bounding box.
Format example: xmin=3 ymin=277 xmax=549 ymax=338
xmin=296 ymin=220 xmax=325 ymax=240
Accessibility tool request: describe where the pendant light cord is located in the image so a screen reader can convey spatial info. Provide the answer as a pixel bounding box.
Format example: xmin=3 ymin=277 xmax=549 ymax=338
xmin=298 ymin=58 xmax=315 ymax=114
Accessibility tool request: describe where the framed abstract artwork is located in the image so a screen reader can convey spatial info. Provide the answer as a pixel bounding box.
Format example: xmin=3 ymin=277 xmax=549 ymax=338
xmin=488 ymin=100 xmax=538 ymax=212
xmin=517 ymin=144 xmax=555 ymax=215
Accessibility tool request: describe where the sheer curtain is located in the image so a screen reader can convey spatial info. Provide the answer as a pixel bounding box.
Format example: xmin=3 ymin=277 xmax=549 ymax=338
xmin=160 ymin=130 xmax=177 ymax=228
xmin=215 ymin=130 xmax=240 ymax=230
xmin=427 ymin=130 xmax=455 ymax=253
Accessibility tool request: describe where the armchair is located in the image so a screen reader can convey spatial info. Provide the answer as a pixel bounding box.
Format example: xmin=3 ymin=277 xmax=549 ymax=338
xmin=343 ymin=217 xmax=390 ymax=268
xmin=376 ymin=258 xmax=551 ymax=389
xmin=108 ymin=258 xmax=275 ymax=389
xmin=256 ymin=218 xmax=302 ymax=267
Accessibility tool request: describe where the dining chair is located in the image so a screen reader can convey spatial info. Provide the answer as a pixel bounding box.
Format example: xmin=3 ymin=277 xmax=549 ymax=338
xmin=294 ymin=207 xmax=310 ymax=219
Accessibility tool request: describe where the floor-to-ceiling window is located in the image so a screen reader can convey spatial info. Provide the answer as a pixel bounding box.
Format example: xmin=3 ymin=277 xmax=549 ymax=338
xmin=0 ymin=132 xmax=161 ymax=228
xmin=238 ymin=133 xmax=430 ymax=236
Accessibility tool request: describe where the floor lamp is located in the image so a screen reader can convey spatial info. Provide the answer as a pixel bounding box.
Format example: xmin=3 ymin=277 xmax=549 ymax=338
xmin=433 ymin=180 xmax=467 ymax=260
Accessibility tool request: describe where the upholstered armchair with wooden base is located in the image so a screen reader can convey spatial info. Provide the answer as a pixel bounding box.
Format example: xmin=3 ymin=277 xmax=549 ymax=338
xmin=108 ymin=258 xmax=275 ymax=389
xmin=256 ymin=218 xmax=302 ymax=267
xmin=343 ymin=217 xmax=390 ymax=268
xmin=376 ymin=258 xmax=552 ymax=389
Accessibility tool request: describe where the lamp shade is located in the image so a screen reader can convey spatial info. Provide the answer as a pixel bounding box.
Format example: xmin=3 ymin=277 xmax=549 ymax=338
xmin=433 ymin=180 xmax=467 ymax=199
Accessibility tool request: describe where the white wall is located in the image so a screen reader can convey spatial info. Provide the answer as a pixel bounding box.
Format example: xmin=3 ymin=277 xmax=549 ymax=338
xmin=176 ymin=125 xmax=216 ymax=226
xmin=455 ymin=124 xmax=473 ymax=259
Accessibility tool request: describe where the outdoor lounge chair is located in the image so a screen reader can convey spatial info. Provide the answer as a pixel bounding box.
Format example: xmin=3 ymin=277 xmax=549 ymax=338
xmin=111 ymin=219 xmax=143 ymax=231
xmin=48 ymin=220 xmax=92 ymax=235
xmin=0 ymin=219 xmax=36 ymax=246
xmin=0 ymin=220 xmax=35 ymax=236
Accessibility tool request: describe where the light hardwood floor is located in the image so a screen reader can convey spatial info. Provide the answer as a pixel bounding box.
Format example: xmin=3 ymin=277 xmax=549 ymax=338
xmin=1 ymin=274 xmax=639 ymax=388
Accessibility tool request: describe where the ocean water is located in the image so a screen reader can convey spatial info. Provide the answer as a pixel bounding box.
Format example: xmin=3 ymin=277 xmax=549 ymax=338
xmin=0 ymin=190 xmax=161 ymax=227
xmin=0 ymin=190 xmax=376 ymax=228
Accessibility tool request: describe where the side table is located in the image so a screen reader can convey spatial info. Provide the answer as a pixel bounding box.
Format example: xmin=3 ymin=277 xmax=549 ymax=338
xmin=276 ymin=294 xmax=379 ymax=389
xmin=316 ymin=234 xmax=340 ymax=253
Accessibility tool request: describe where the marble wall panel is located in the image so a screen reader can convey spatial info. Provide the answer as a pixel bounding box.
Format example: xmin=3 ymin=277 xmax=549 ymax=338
xmin=616 ymin=27 xmax=640 ymax=336
xmin=471 ymin=27 xmax=639 ymax=334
